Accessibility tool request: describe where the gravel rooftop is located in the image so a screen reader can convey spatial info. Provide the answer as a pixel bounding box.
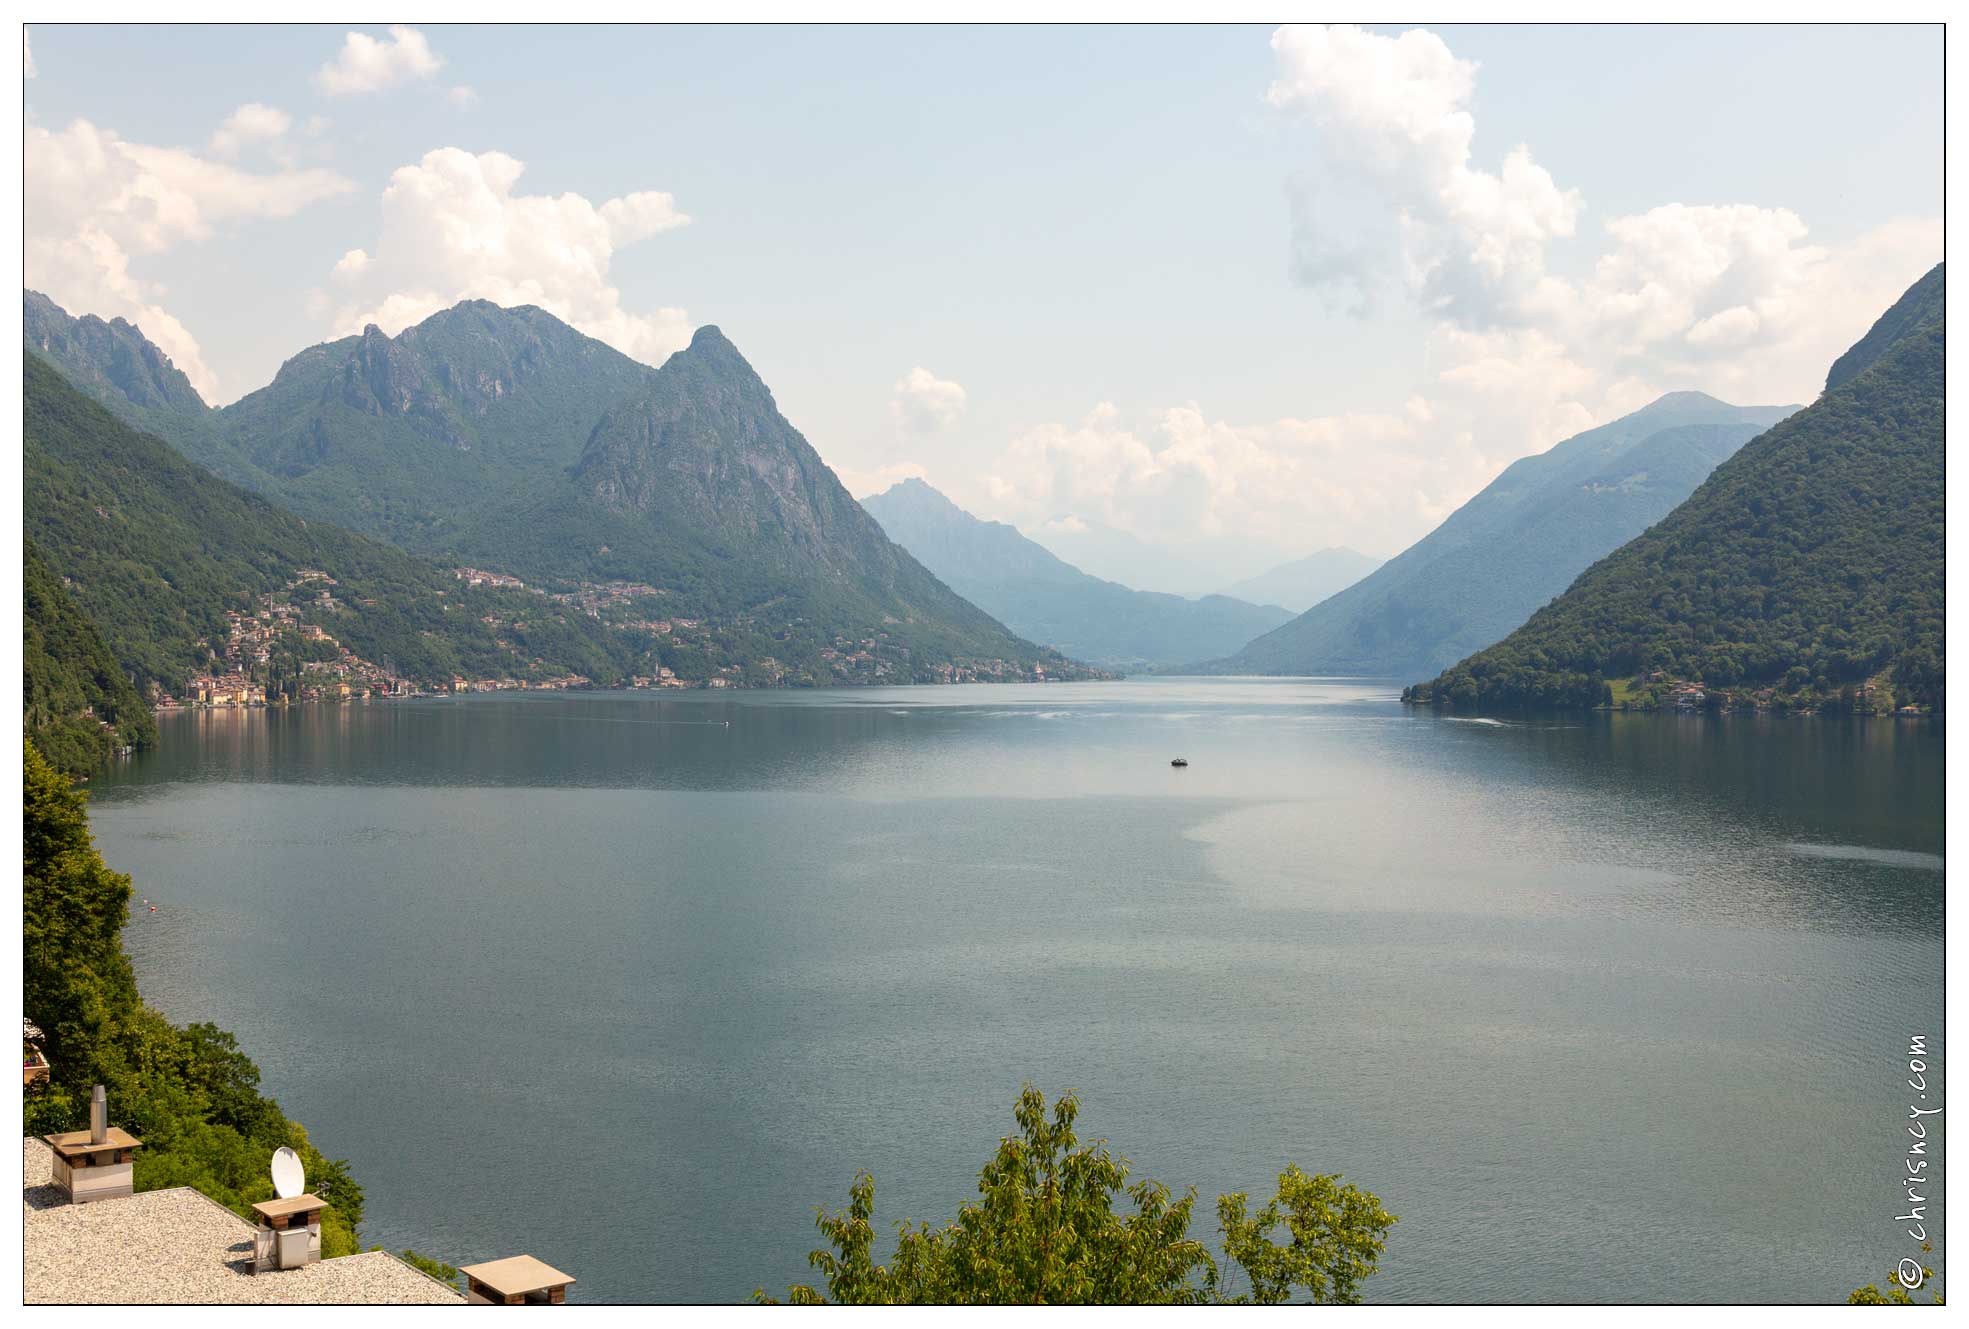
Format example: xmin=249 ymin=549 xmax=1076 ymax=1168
xmin=23 ymin=1139 xmax=464 ymax=1305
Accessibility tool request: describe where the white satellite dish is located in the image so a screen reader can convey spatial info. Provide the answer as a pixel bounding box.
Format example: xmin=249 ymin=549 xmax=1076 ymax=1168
xmin=271 ymin=1146 xmax=305 ymax=1200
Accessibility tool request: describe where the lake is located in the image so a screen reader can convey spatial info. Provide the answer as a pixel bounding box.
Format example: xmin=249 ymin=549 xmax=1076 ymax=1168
xmin=84 ymin=678 xmax=1945 ymax=1304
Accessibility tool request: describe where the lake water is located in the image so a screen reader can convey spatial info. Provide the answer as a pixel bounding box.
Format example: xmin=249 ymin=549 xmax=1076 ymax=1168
xmin=85 ymin=678 xmax=1945 ymax=1304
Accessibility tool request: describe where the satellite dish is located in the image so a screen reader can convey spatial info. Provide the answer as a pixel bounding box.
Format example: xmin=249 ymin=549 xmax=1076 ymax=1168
xmin=271 ymin=1146 xmax=305 ymax=1200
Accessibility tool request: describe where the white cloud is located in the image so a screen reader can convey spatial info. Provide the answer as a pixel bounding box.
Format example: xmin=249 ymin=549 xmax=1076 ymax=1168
xmin=447 ymin=85 xmax=479 ymax=109
xmin=24 ymin=28 xmax=34 ymax=78
xmin=323 ymin=147 xmax=695 ymax=366
xmin=967 ymin=393 xmax=1478 ymax=574
xmin=1267 ymin=23 xmax=1580 ymax=325
xmin=209 ymin=102 xmax=293 ymax=158
xmin=599 ymin=191 xmax=690 ymax=246
xmin=25 ymin=117 xmax=354 ymax=401
xmin=315 ymin=25 xmax=444 ymax=97
xmin=331 ymin=248 xmax=370 ymax=281
xmin=862 ymin=25 xmax=1938 ymax=589
xmin=1267 ymin=22 xmax=1940 ymax=410
xmin=890 ymin=367 xmax=968 ymax=439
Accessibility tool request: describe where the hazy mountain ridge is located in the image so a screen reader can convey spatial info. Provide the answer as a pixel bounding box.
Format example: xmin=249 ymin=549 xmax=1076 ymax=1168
xmin=862 ymin=478 xmax=1293 ymax=668
xmin=1203 ymin=391 xmax=1798 ymax=679
xmin=1218 ymin=547 xmax=1383 ymax=615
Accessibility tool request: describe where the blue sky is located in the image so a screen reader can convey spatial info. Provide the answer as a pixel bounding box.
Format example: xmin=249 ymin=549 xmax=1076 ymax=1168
xmin=24 ymin=23 xmax=1943 ymax=591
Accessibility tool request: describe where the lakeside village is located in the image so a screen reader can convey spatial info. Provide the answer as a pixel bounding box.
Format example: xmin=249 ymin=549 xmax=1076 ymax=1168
xmin=160 ymin=567 xmax=1046 ymax=713
xmin=1607 ymin=670 xmax=1931 ymax=716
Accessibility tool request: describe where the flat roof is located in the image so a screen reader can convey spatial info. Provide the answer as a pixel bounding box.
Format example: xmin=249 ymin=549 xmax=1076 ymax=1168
xmin=459 ymin=1254 xmax=577 ymax=1295
xmin=44 ymin=1128 xmax=142 ymax=1156
xmin=24 ymin=1139 xmax=463 ymax=1305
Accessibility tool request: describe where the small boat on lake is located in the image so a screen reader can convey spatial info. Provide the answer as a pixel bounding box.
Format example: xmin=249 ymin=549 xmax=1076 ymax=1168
xmin=1170 ymin=757 xmax=1189 ymax=768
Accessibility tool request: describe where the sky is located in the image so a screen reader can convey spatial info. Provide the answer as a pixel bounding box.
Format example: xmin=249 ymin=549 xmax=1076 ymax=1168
xmin=23 ymin=23 xmax=1944 ymax=594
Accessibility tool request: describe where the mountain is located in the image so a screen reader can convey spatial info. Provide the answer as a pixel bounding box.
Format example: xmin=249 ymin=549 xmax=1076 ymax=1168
xmin=1204 ymin=391 xmax=1798 ymax=679
xmin=28 ymin=292 xmax=664 ymax=549
xmin=24 ymin=290 xmax=236 ymax=477
xmin=862 ymin=478 xmax=1293 ymax=668
xmin=1218 ymin=548 xmax=1383 ymax=615
xmin=457 ymin=328 xmax=1091 ymax=682
xmin=1825 ymin=262 xmax=1944 ymax=393
xmin=28 ymin=296 xmax=1096 ymax=686
xmin=213 ymin=301 xmax=664 ymax=548
xmin=25 ymin=290 xmax=208 ymax=416
xmin=24 ymin=352 xmax=638 ymax=696
xmin=1408 ymin=263 xmax=1944 ymax=714
xmin=1019 ymin=519 xmax=1235 ymax=599
xmin=24 ymin=538 xmax=159 ymax=775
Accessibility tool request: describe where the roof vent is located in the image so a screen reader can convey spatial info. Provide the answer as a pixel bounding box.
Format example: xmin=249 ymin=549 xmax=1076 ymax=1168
xmin=460 ymin=1255 xmax=576 ymax=1305
xmin=41 ymin=1085 xmax=141 ymax=1204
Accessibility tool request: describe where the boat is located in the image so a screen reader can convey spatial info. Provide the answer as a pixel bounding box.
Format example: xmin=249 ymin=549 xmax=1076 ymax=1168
xmin=1170 ymin=758 xmax=1189 ymax=768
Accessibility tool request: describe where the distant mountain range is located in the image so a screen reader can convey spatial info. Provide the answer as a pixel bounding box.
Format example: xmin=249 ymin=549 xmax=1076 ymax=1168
xmin=861 ymin=478 xmax=1293 ymax=668
xmin=1409 ymin=263 xmax=1944 ymax=713
xmin=1204 ymin=391 xmax=1798 ymax=679
xmin=1218 ymin=548 xmax=1383 ymax=615
xmin=25 ymin=292 xmax=1098 ymax=689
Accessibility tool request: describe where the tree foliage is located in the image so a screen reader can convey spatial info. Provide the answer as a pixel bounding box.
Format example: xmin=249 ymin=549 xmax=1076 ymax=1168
xmin=24 ymin=538 xmax=158 ymax=775
xmin=398 ymin=1249 xmax=464 ymax=1290
xmin=23 ymin=738 xmax=366 ymax=1256
xmin=1849 ymin=1261 xmax=1942 ymax=1305
xmin=760 ymin=1084 xmax=1394 ymax=1305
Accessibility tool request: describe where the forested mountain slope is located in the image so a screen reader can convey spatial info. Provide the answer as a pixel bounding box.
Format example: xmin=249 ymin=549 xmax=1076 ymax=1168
xmin=1205 ymin=392 xmax=1795 ymax=679
xmin=1407 ymin=264 xmax=1944 ymax=713
xmin=25 ymin=353 xmax=637 ymax=694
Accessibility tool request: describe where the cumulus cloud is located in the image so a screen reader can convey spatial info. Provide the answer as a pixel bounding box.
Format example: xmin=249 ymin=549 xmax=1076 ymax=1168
xmin=866 ymin=26 xmax=1936 ymax=589
xmin=890 ymin=367 xmax=968 ymax=439
xmin=446 ymin=85 xmax=479 ymax=109
xmin=1268 ymin=23 xmax=1580 ymax=325
xmin=322 ymin=147 xmax=695 ymax=365
xmin=208 ymin=102 xmax=292 ymax=158
xmin=25 ymin=117 xmax=354 ymax=400
xmin=1268 ymin=22 xmax=1940 ymax=404
xmin=315 ymin=25 xmax=443 ymax=97
xmin=966 ymin=393 xmax=1478 ymax=573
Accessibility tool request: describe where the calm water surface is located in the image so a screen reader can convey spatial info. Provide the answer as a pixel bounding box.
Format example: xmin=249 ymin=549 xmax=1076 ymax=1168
xmin=86 ymin=678 xmax=1944 ymax=1303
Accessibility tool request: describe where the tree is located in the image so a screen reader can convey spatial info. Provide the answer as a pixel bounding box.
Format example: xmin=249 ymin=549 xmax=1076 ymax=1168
xmin=1850 ymin=1248 xmax=1943 ymax=1305
xmin=398 ymin=1250 xmax=463 ymax=1291
xmin=760 ymin=1085 xmax=1395 ymax=1305
xmin=23 ymin=737 xmax=139 ymax=1088
xmin=1217 ymin=1165 xmax=1396 ymax=1304
xmin=21 ymin=738 xmax=368 ymax=1256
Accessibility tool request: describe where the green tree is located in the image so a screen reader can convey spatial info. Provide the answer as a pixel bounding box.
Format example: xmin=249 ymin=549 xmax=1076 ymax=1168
xmin=21 ymin=738 xmax=367 ymax=1257
xmin=23 ymin=737 xmax=139 ymax=1087
xmin=398 ymin=1249 xmax=463 ymax=1291
xmin=1216 ymin=1164 xmax=1396 ymax=1304
xmin=1850 ymin=1248 xmax=1943 ymax=1305
xmin=760 ymin=1085 xmax=1394 ymax=1305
